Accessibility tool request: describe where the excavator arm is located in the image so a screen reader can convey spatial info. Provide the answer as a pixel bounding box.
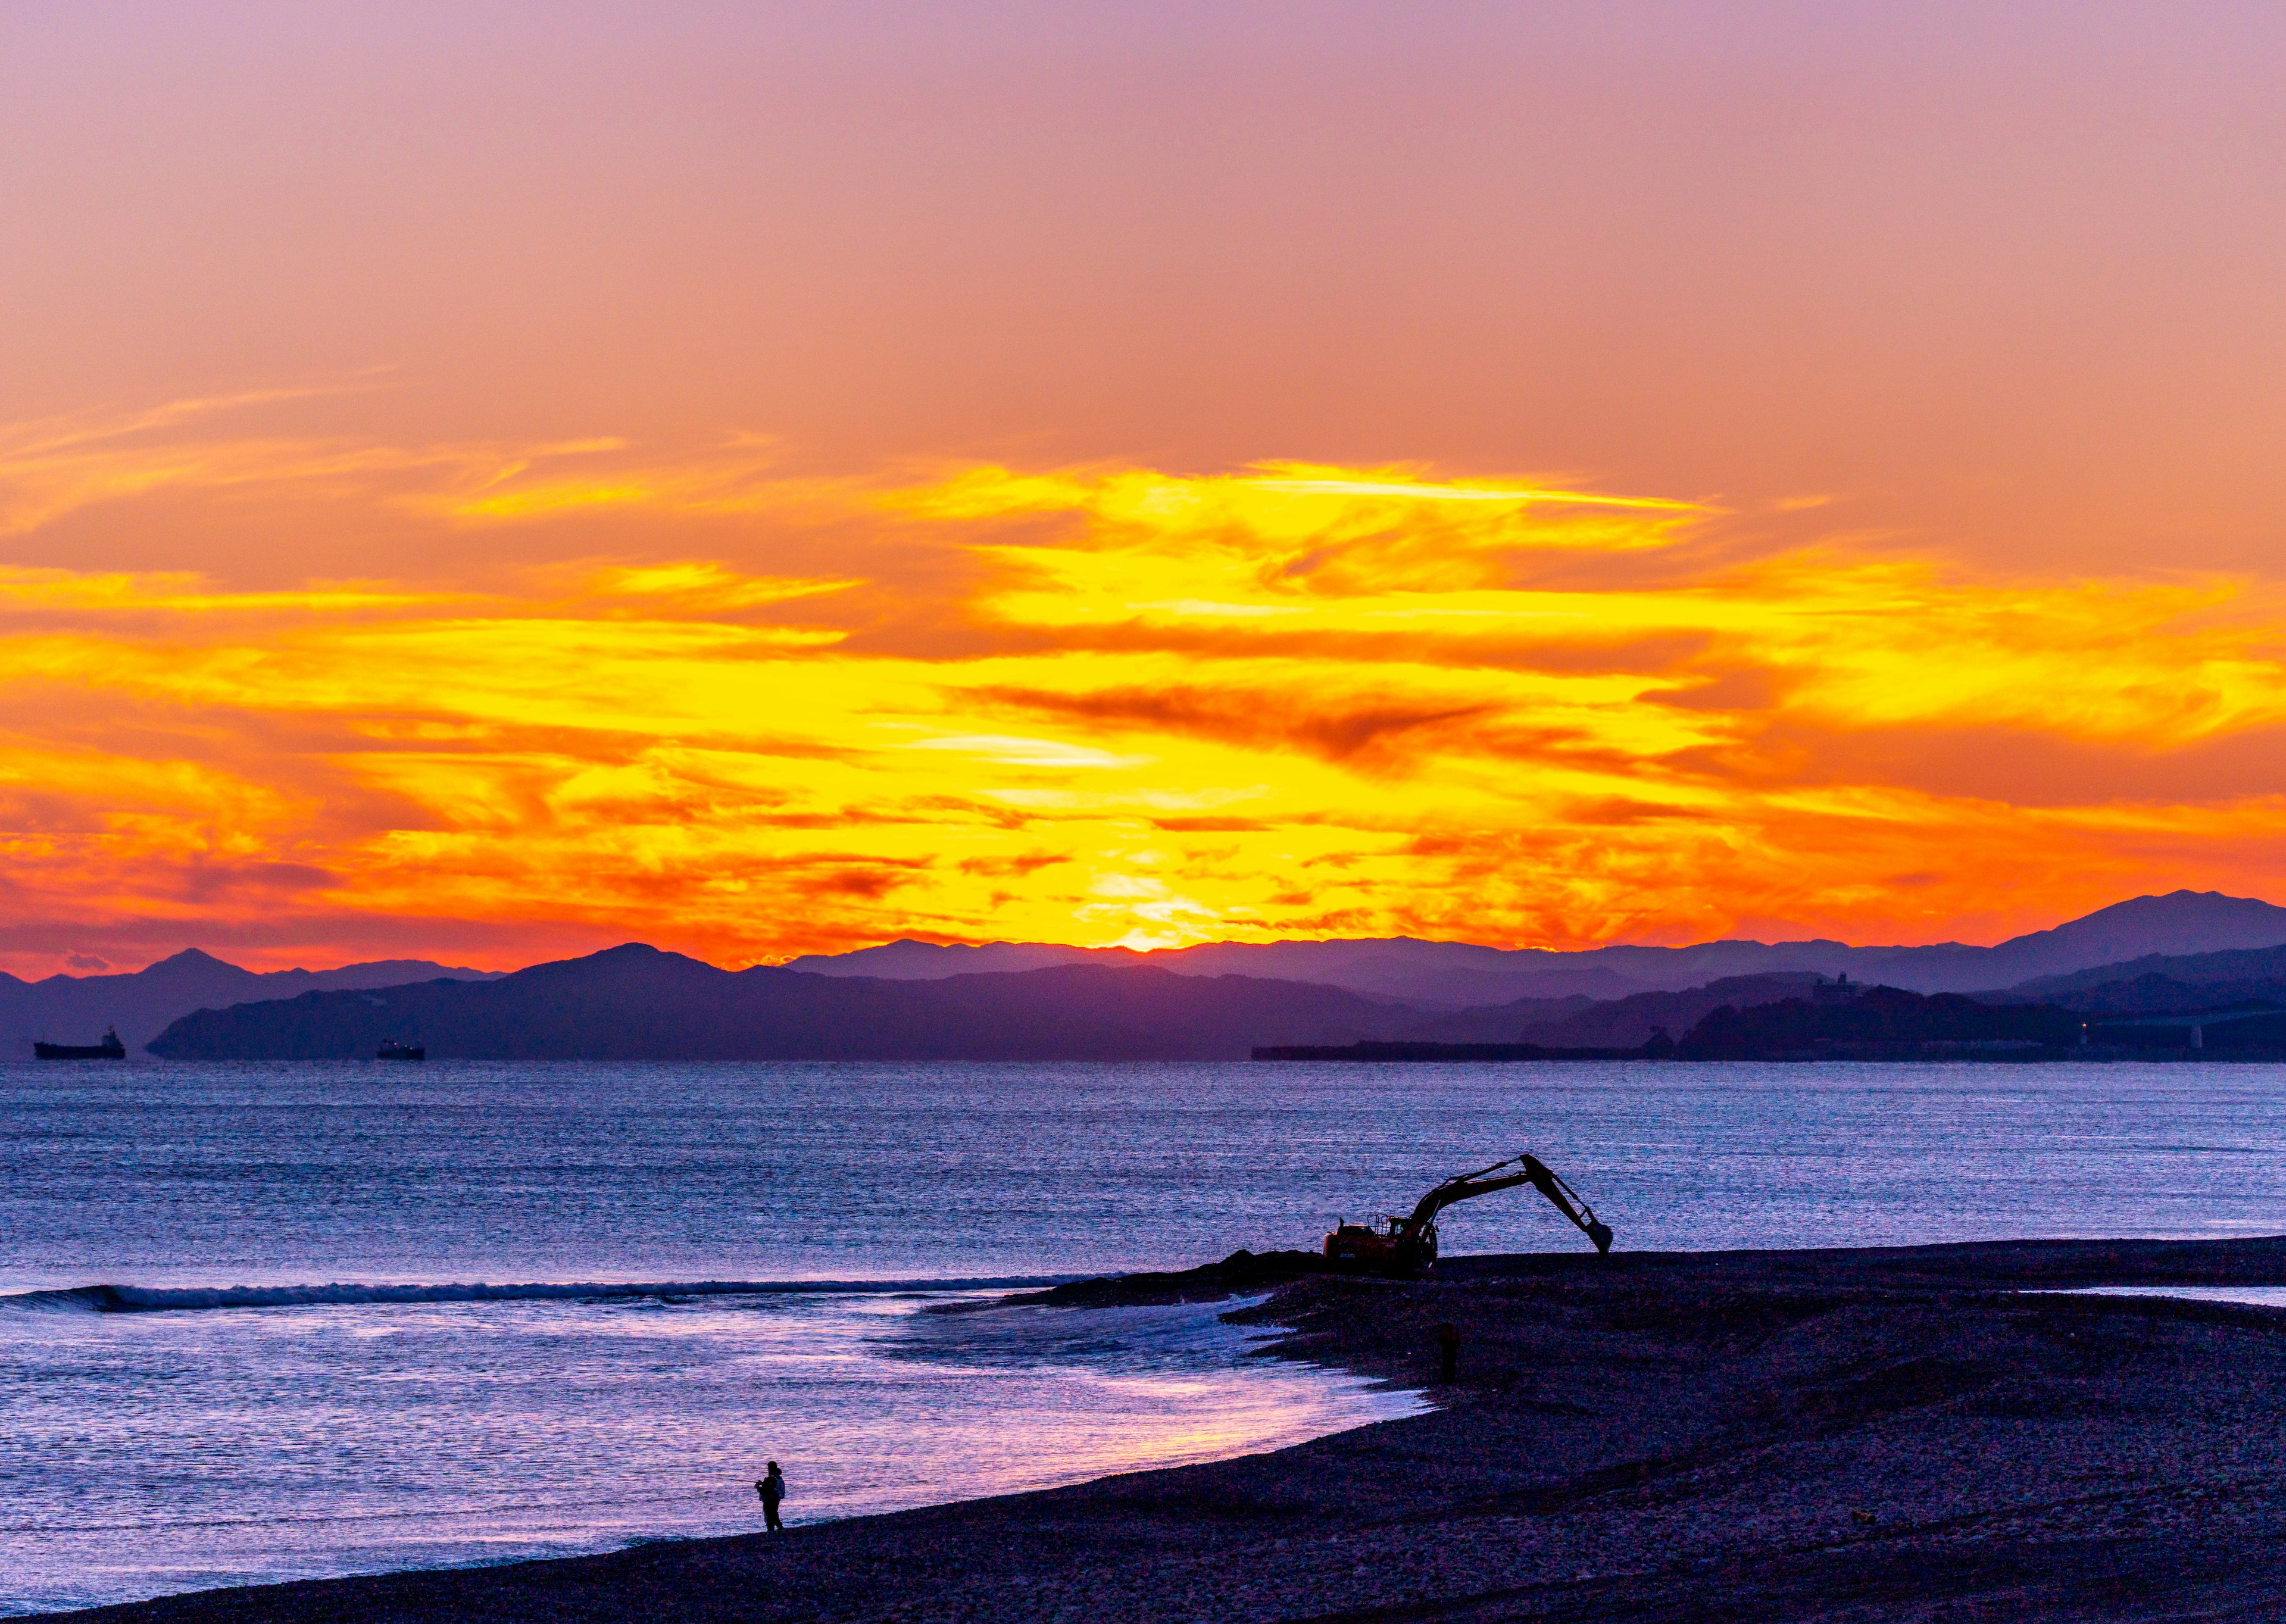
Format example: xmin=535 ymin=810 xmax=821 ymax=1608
xmin=1408 ymin=1154 xmax=1614 ymax=1254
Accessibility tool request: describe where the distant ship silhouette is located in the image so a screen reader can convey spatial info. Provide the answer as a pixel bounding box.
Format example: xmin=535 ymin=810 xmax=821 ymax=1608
xmin=35 ymin=1028 xmax=126 ymax=1060
xmin=376 ymin=1039 xmax=426 ymax=1061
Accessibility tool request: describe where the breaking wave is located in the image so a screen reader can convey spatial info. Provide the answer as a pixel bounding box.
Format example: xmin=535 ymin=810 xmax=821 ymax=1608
xmin=0 ymin=1275 xmax=1078 ymax=1314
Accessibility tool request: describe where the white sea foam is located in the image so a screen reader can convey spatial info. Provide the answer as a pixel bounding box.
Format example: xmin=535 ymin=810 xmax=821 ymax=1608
xmin=0 ymin=1276 xmax=1076 ymax=1315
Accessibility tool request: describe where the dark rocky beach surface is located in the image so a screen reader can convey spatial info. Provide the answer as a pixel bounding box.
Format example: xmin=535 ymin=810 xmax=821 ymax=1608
xmin=45 ymin=1236 xmax=2286 ymax=1623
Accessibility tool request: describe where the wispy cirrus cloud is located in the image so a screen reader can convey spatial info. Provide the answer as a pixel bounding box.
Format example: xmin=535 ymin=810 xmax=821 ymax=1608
xmin=0 ymin=391 xmax=868 ymax=541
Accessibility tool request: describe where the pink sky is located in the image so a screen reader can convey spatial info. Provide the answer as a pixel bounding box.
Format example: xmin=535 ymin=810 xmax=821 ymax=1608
xmin=4 ymin=4 xmax=2285 ymax=973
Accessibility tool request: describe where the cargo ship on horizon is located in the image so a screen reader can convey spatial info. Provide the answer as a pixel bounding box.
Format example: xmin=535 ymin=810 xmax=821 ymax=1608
xmin=34 ymin=1028 xmax=126 ymax=1060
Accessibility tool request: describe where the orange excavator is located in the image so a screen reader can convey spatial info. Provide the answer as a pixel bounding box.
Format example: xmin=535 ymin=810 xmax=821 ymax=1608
xmin=1323 ymin=1154 xmax=1613 ymax=1274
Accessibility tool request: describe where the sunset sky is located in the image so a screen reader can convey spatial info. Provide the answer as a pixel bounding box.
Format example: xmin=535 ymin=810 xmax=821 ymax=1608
xmin=4 ymin=2 xmax=2286 ymax=975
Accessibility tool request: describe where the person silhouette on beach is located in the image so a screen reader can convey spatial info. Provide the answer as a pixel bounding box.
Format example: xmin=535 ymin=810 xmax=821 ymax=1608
xmin=757 ymin=1461 xmax=786 ymax=1532
xmin=1438 ymin=1322 xmax=1460 ymax=1383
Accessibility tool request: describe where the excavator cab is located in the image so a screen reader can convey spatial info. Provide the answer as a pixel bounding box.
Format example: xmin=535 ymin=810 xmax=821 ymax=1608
xmin=1323 ymin=1154 xmax=1612 ymax=1276
xmin=1325 ymin=1214 xmax=1439 ymax=1272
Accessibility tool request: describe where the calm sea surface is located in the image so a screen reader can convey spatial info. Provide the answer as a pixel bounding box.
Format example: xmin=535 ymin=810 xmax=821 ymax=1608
xmin=5 ymin=1058 xmax=2284 ymax=1613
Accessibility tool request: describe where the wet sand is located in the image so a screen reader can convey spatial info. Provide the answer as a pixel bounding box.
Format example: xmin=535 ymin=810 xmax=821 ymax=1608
xmin=42 ymin=1236 xmax=2286 ymax=1623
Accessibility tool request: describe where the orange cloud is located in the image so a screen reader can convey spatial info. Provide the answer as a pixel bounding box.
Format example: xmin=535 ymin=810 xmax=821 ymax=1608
xmin=2 ymin=420 xmax=2284 ymax=973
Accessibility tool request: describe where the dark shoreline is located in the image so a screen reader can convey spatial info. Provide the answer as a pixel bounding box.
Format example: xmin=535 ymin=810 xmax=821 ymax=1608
xmin=37 ymin=1235 xmax=2286 ymax=1623
xmin=1251 ymin=1040 xmax=2286 ymax=1063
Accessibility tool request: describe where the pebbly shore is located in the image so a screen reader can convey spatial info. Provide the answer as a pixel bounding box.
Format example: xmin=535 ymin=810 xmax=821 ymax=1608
xmin=39 ymin=1235 xmax=2286 ymax=1623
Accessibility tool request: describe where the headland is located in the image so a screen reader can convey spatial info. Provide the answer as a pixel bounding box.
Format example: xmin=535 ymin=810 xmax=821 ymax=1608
xmin=39 ymin=1235 xmax=2286 ymax=1622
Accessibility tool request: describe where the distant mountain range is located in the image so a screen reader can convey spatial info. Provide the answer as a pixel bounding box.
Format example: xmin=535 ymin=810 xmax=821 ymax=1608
xmin=1425 ymin=974 xmax=1837 ymax=1048
xmin=1 ymin=949 xmax=501 ymax=1057
xmin=783 ymin=891 xmax=2286 ymax=1003
xmin=38 ymin=888 xmax=2286 ymax=1063
xmin=2006 ymin=941 xmax=2286 ymax=1001
xmin=146 ymin=947 xmax=1406 ymax=1061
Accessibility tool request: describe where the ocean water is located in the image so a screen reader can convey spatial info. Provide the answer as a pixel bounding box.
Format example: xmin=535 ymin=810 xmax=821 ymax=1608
xmin=5 ymin=1058 xmax=2285 ymax=1614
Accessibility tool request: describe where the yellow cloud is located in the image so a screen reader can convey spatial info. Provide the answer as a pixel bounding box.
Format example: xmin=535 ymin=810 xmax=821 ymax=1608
xmin=576 ymin=562 xmax=861 ymax=611
xmin=0 ymin=566 xmax=451 ymax=617
xmin=3 ymin=433 xmax=2285 ymax=970
xmin=894 ymin=461 xmax=1706 ymax=588
xmin=898 ymin=733 xmax=1151 ymax=770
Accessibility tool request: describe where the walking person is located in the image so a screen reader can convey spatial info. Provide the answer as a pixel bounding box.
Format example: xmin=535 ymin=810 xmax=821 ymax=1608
xmin=1438 ymin=1321 xmax=1460 ymax=1383
xmin=755 ymin=1460 xmax=786 ymax=1532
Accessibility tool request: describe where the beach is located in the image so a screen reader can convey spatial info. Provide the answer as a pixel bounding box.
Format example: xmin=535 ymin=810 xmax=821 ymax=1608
xmin=40 ymin=1234 xmax=2286 ymax=1623
xmin=23 ymin=5 xmax=2286 ymax=1615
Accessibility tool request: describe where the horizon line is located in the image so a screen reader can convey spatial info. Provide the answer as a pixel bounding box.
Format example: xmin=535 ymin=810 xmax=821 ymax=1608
xmin=30 ymin=886 xmax=2278 ymax=981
